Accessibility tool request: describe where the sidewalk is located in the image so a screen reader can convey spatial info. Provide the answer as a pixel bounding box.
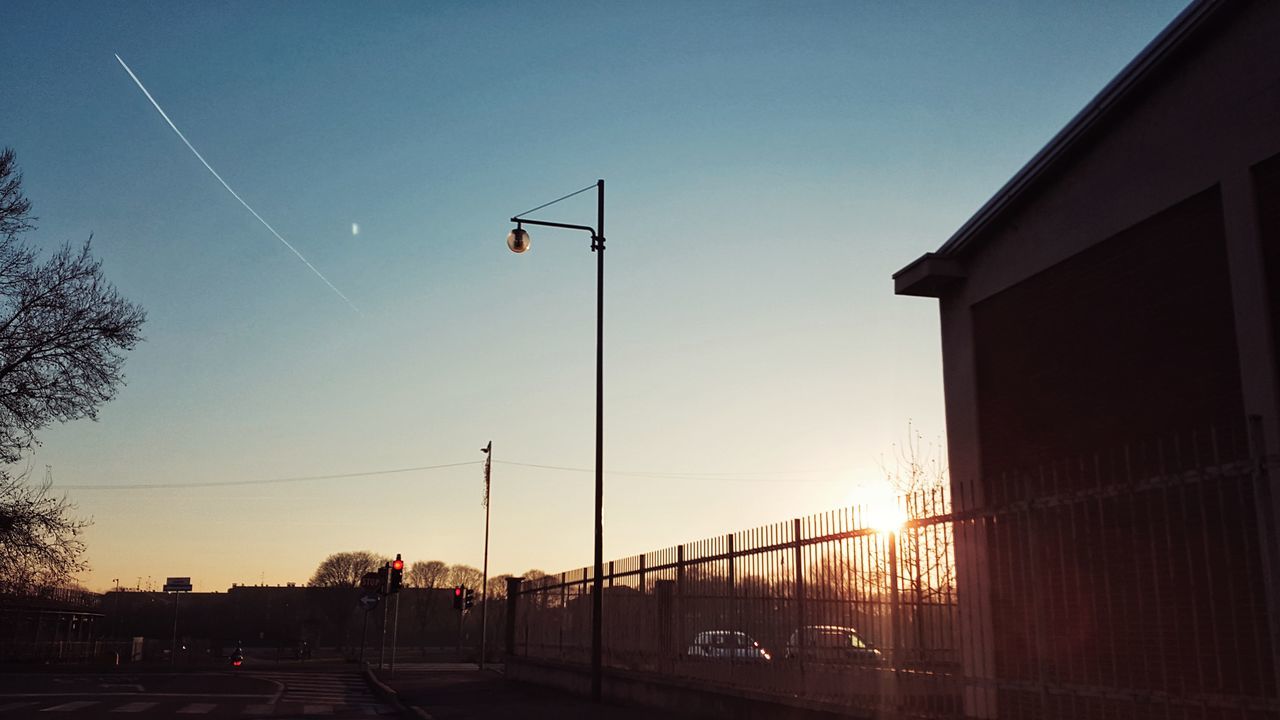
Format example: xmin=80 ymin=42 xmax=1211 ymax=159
xmin=368 ymin=663 xmax=680 ymax=719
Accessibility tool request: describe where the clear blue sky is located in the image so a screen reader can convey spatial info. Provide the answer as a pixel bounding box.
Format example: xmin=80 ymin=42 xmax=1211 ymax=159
xmin=2 ymin=0 xmax=1189 ymax=592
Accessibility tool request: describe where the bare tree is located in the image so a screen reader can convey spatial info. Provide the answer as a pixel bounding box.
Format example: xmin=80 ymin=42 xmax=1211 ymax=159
xmin=0 ymin=148 xmax=145 ymax=588
xmin=407 ymin=560 xmax=447 ymax=589
xmin=880 ymin=422 xmax=954 ymax=661
xmin=446 ymin=564 xmax=482 ymax=590
xmin=308 ymin=551 xmax=387 ymax=588
xmin=0 ymin=149 xmax=35 ymax=239
xmin=0 ymin=468 xmax=89 ymax=593
xmin=485 ymin=573 xmax=514 ymax=602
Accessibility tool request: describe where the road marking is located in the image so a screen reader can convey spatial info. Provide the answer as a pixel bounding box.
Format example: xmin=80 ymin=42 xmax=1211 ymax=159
xmin=99 ymin=684 xmax=145 ymax=692
xmin=40 ymin=701 xmax=98 ymax=712
xmin=177 ymin=703 xmax=217 ymax=714
xmin=388 ymin=663 xmax=480 ymax=672
xmin=111 ymin=702 xmax=158 ymax=713
xmin=302 ymin=705 xmax=333 ymax=715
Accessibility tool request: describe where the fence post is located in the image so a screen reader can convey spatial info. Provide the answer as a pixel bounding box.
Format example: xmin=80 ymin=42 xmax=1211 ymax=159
xmin=656 ymin=579 xmax=674 ymax=667
xmin=505 ymin=577 xmax=523 ymax=658
xmin=1248 ymin=414 xmax=1280 ymax=701
xmin=727 ymin=533 xmax=736 ymax=673
xmin=677 ymin=545 xmax=686 ymax=657
xmin=888 ymin=527 xmax=903 ymax=715
xmin=793 ymin=518 xmax=805 ymax=660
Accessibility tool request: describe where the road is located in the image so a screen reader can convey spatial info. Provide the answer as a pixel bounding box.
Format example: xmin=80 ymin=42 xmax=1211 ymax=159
xmin=0 ymin=663 xmax=394 ymax=718
xmin=374 ymin=663 xmax=699 ymax=720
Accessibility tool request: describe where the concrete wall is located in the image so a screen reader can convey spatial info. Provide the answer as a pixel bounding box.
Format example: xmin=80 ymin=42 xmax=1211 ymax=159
xmin=505 ymin=656 xmax=877 ymax=720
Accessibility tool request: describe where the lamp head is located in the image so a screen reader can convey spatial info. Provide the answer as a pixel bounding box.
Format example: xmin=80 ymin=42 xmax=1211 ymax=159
xmin=507 ymin=225 xmax=530 ymax=253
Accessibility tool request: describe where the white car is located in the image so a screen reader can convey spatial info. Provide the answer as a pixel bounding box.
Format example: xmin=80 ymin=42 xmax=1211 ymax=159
xmin=686 ymin=630 xmax=772 ymax=661
xmin=785 ymin=625 xmax=882 ymax=663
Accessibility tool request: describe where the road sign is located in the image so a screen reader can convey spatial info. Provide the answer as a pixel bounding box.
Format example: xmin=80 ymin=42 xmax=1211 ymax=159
xmin=359 ymin=593 xmax=380 ymax=611
xmin=163 ymin=576 xmax=192 ymax=592
xmin=360 ymin=571 xmax=385 ymax=593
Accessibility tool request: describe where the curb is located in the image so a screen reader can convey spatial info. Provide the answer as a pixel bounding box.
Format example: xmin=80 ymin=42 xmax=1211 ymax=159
xmin=362 ymin=663 xmax=434 ymax=719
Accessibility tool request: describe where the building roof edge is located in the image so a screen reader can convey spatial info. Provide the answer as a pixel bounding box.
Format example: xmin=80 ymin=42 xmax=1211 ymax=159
xmin=924 ymin=0 xmax=1230 ymax=264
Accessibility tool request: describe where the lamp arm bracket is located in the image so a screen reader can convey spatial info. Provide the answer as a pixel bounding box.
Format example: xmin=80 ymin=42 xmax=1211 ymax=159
xmin=510 ymin=216 xmax=598 ymax=236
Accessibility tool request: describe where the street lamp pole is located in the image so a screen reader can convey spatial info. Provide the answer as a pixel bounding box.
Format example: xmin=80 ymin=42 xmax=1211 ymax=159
xmin=479 ymin=440 xmax=492 ymax=671
xmin=506 ymin=179 xmax=606 ymax=701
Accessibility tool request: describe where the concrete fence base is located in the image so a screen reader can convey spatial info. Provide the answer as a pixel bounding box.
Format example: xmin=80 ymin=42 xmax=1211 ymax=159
xmin=505 ymin=656 xmax=878 ymax=720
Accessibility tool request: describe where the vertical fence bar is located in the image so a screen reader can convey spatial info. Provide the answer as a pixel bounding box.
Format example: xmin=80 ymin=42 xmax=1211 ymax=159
xmin=793 ymin=518 xmax=805 ymax=662
xmin=677 ymin=544 xmax=685 ymax=660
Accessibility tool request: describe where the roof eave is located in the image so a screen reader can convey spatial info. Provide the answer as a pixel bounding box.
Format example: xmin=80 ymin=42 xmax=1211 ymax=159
xmin=894 ymin=0 xmax=1229 ymax=282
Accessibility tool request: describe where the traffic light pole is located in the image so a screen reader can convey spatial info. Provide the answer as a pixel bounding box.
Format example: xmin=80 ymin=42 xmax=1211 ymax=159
xmin=457 ymin=606 xmax=465 ymax=654
xmin=379 ymin=563 xmax=389 ymax=670
xmin=390 ymin=593 xmax=400 ymax=673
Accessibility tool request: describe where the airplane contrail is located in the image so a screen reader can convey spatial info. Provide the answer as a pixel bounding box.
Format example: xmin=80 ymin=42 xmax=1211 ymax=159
xmin=114 ymin=53 xmax=361 ymax=314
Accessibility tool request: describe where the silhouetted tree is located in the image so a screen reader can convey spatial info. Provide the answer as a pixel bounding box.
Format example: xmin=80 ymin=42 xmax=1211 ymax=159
xmin=308 ymin=551 xmax=386 ymax=588
xmin=446 ymin=564 xmax=482 ymax=590
xmin=485 ymin=573 xmax=513 ymax=601
xmin=407 ymin=559 xmax=447 ymax=589
xmin=0 ymin=467 xmax=89 ymax=592
xmin=0 ymin=148 xmax=145 ymax=590
xmin=0 ymin=148 xmax=146 ymax=465
xmin=879 ymin=422 xmax=955 ymax=660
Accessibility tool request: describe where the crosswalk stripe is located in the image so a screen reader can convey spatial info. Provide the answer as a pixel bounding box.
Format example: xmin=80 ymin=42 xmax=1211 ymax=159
xmin=41 ymin=701 xmax=98 ymax=712
xmin=111 ymin=702 xmax=158 ymax=713
xmin=177 ymin=703 xmax=217 ymax=714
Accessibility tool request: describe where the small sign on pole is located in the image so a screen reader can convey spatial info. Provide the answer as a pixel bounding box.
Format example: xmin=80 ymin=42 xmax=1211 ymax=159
xmin=163 ymin=577 xmax=192 ymax=592
xmin=360 ymin=571 xmax=384 ymax=593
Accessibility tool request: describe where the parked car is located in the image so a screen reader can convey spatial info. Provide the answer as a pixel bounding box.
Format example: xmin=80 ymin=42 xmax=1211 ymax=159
xmin=785 ymin=625 xmax=882 ymax=663
xmin=686 ymin=630 xmax=772 ymax=661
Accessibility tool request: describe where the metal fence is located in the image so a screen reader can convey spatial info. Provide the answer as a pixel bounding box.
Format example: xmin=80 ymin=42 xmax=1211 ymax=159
xmin=511 ymin=423 xmax=1279 ymax=719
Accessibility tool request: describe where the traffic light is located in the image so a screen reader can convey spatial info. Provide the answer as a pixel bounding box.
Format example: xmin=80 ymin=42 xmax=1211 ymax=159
xmin=389 ymin=554 xmax=404 ymax=594
xmin=464 ymin=587 xmax=474 ymax=610
xmin=452 ymin=585 xmax=463 ymax=610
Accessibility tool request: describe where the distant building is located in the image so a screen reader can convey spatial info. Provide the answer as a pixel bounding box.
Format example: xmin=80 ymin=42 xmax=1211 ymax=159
xmin=0 ymin=586 xmax=103 ymax=662
xmin=895 ymin=0 xmax=1280 ymax=717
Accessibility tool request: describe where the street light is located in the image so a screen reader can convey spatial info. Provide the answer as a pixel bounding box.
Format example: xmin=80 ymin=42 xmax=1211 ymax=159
xmin=505 ymin=179 xmax=606 ymax=701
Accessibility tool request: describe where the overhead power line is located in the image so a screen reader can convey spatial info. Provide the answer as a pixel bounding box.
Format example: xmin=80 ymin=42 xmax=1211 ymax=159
xmin=53 ymin=459 xmax=843 ymax=492
xmin=58 ymin=461 xmax=483 ymax=490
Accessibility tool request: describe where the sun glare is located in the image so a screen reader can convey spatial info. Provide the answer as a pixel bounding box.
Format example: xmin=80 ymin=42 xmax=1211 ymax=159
xmin=864 ymin=499 xmax=908 ymax=534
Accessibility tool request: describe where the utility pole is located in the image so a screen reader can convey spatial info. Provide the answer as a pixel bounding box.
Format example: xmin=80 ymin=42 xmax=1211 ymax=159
xmin=480 ymin=441 xmax=492 ymax=670
xmin=112 ymin=579 xmax=120 ymax=639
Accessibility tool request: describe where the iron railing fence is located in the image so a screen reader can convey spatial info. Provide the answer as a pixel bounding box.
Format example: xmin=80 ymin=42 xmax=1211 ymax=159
xmin=512 ymin=422 xmax=1279 ymax=719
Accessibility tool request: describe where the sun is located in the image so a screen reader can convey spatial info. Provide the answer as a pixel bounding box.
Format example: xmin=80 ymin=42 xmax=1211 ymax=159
xmin=847 ymin=481 xmax=908 ymax=534
xmin=864 ymin=498 xmax=908 ymax=534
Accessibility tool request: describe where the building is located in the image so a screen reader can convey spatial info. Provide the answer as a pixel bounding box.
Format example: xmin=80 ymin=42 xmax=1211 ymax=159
xmin=894 ymin=0 xmax=1280 ymax=717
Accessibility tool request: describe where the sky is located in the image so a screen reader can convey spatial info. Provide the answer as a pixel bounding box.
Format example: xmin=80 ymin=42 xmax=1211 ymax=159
xmin=1 ymin=0 xmax=1190 ymax=593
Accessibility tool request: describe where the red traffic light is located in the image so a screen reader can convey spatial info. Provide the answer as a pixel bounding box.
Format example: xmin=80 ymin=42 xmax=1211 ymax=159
xmin=392 ymin=559 xmax=404 ymax=571
xmin=454 ymin=586 xmax=463 ymax=597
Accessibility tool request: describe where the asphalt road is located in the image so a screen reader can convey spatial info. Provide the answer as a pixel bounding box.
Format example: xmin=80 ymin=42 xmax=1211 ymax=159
xmin=0 ymin=663 xmax=394 ymax=718
xmin=374 ymin=663 xmax=699 ymax=720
